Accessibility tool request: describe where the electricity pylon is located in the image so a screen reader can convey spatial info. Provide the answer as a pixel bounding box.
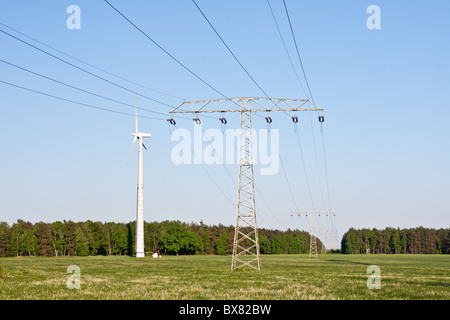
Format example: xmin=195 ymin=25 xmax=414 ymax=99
xmin=316 ymin=229 xmax=338 ymax=254
xmin=317 ymin=229 xmax=330 ymax=254
xmin=307 ymin=210 xmax=318 ymax=258
xmin=292 ymin=209 xmax=334 ymax=258
xmin=171 ymin=97 xmax=323 ymax=270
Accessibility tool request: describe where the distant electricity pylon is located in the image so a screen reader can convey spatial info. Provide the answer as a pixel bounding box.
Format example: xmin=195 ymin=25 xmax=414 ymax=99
xmin=171 ymin=97 xmax=323 ymax=271
xmin=317 ymin=228 xmax=339 ymax=254
xmin=291 ymin=209 xmax=335 ymax=258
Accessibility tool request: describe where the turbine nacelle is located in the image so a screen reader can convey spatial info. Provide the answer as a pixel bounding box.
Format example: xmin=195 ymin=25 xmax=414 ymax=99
xmin=128 ymin=133 xmax=151 ymax=162
xmin=132 ymin=132 xmax=152 ymax=139
xmin=127 ymin=98 xmax=151 ymax=163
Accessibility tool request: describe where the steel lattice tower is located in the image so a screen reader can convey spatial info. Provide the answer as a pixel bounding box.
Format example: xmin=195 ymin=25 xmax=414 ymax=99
xmin=292 ymin=209 xmax=335 ymax=258
xmin=309 ymin=212 xmax=318 ymax=258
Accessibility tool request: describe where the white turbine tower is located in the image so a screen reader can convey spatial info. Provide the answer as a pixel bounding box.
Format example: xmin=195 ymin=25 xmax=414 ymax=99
xmin=128 ymin=99 xmax=151 ymax=258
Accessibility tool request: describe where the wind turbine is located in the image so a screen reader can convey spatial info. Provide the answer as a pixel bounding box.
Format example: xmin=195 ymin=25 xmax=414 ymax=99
xmin=128 ymin=98 xmax=151 ymax=258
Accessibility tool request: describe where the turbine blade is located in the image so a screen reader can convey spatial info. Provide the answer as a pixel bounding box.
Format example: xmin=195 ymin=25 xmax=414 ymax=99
xmin=142 ymin=143 xmax=147 ymax=150
xmin=127 ymin=136 xmax=137 ymax=164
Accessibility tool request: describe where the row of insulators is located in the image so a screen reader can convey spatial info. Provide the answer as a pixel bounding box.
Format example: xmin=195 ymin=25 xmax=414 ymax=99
xmin=290 ymin=213 xmax=335 ymax=217
xmin=166 ymin=115 xmax=325 ymax=125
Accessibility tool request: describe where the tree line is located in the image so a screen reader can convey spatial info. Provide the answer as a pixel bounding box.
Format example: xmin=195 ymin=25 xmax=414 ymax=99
xmin=0 ymin=219 xmax=321 ymax=257
xmin=341 ymin=227 xmax=450 ymax=254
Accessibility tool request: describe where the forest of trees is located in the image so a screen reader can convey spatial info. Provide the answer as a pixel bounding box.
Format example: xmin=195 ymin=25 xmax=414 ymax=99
xmin=0 ymin=219 xmax=321 ymax=257
xmin=341 ymin=227 xmax=450 ymax=254
xmin=1 ymin=220 xmax=448 ymax=257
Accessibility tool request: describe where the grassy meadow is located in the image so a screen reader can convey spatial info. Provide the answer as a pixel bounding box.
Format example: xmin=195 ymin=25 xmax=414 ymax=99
xmin=0 ymin=254 xmax=449 ymax=300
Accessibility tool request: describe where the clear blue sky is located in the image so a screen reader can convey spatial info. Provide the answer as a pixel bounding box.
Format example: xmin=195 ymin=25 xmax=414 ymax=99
xmin=0 ymin=0 xmax=449 ymax=246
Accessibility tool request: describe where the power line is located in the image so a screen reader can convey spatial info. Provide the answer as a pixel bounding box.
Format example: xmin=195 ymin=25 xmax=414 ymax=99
xmin=267 ymin=123 xmax=299 ymax=211
xmin=294 ymin=122 xmax=315 ymax=209
xmin=0 ymin=22 xmax=184 ymax=101
xmin=0 ymin=58 xmax=192 ymax=120
xmin=282 ymin=0 xmax=317 ymax=110
xmin=103 ymin=0 xmax=247 ymax=121
xmin=0 ymin=79 xmax=166 ymax=121
xmin=194 ymin=1 xmax=291 ymax=121
xmin=0 ymin=28 xmax=173 ymax=109
xmin=281 ymin=1 xmax=333 ymax=211
xmin=266 ymin=0 xmax=308 ymax=98
xmin=200 ymin=125 xmax=237 ymax=188
xmin=320 ymin=123 xmax=332 ymax=211
xmin=172 ymin=124 xmax=235 ymax=209
xmin=103 ymin=0 xmax=270 ymax=123
xmin=308 ymin=113 xmax=327 ymax=209
xmin=191 ymin=0 xmax=295 ymax=122
xmin=192 ymin=0 xmax=272 ymax=99
xmin=104 ymin=0 xmax=230 ymax=100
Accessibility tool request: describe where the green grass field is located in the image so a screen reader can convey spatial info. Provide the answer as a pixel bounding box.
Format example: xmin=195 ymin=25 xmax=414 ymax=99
xmin=0 ymin=254 xmax=448 ymax=300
